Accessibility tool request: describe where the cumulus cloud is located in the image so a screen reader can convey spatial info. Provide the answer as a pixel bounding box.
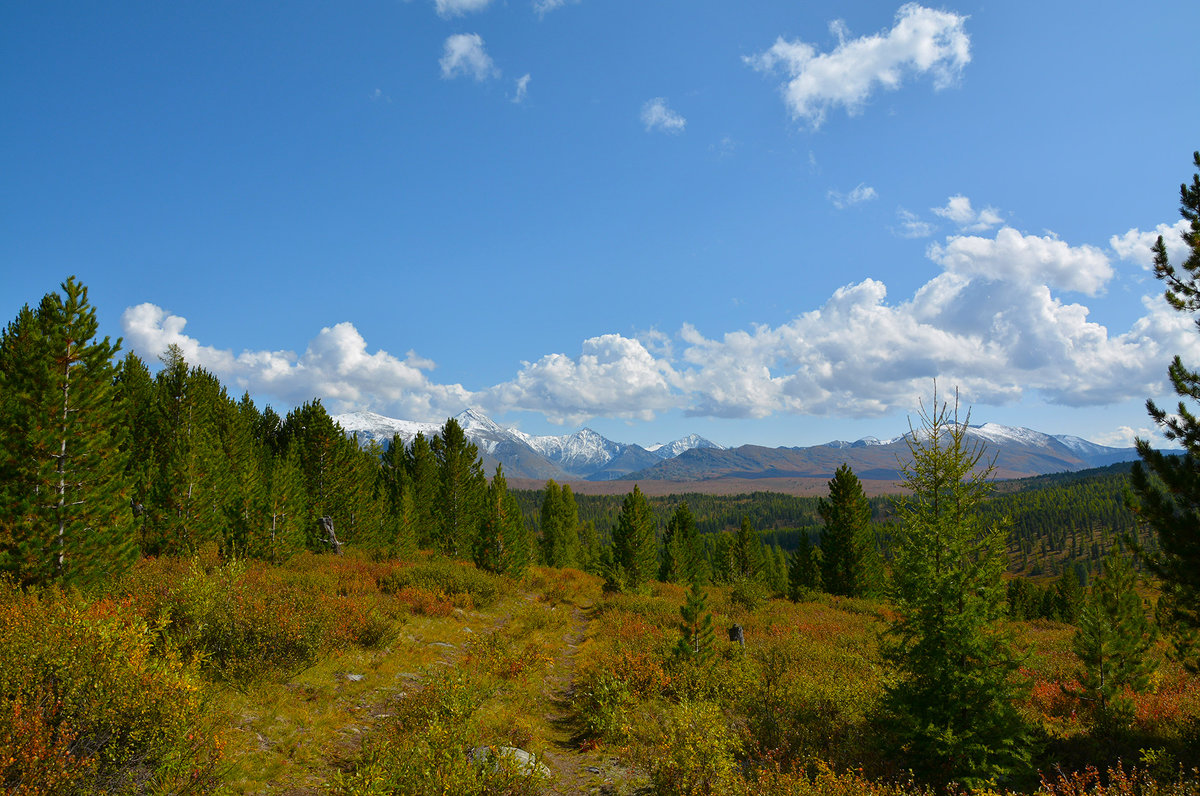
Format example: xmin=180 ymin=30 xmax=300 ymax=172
xmin=641 ymin=97 xmax=686 ymax=134
xmin=1110 ymin=219 xmax=1192 ymax=270
xmin=120 ymin=304 xmax=476 ymax=420
xmin=828 ymin=183 xmax=878 ymax=209
xmin=440 ymin=33 xmax=498 ymax=81
xmin=435 ymin=0 xmax=490 ymax=18
xmin=121 ymin=221 xmax=1200 ymax=427
xmin=928 ymin=227 xmax=1113 ymax=296
xmin=486 ymin=335 xmax=679 ymax=424
xmin=932 ymin=194 xmax=1002 ymax=231
xmin=895 ymin=208 xmax=935 ymax=238
xmin=745 ymin=3 xmax=970 ymax=128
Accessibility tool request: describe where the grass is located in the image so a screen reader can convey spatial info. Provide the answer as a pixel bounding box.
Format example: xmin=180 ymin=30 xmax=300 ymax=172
xmin=3 ymin=553 xmax=1199 ymax=795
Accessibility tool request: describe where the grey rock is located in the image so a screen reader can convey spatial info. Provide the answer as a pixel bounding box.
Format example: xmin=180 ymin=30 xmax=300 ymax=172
xmin=468 ymin=746 xmax=551 ymax=779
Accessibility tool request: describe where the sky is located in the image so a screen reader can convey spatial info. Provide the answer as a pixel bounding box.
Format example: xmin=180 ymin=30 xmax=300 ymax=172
xmin=3 ymin=1 xmax=1199 ymax=450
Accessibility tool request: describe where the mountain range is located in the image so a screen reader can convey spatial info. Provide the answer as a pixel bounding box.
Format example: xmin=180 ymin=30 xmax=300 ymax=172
xmin=332 ymin=409 xmax=1142 ymax=484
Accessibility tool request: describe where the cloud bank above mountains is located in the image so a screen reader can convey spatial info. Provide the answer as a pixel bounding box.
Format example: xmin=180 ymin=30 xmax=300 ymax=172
xmin=121 ymin=208 xmax=1199 ymax=426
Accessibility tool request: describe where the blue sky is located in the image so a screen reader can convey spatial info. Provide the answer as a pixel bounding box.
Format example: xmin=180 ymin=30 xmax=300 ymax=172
xmin=3 ymin=1 xmax=1198 ymax=449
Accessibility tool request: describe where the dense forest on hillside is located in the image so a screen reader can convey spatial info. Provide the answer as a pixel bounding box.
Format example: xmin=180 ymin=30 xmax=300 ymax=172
xmin=2 ymin=277 xmax=1199 ymax=794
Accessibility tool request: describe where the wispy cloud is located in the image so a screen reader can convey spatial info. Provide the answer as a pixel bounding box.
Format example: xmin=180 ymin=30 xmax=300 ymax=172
xmin=932 ymin=194 xmax=1002 ymax=231
xmin=512 ymin=73 xmax=531 ymax=103
xmin=440 ymin=33 xmax=498 ymax=81
xmin=745 ymin=3 xmax=970 ymax=128
xmin=828 ymin=183 xmax=878 ymax=209
xmin=435 ymin=0 xmax=491 ymax=19
xmin=533 ymin=0 xmax=577 ymax=17
xmin=895 ymin=208 xmax=935 ymax=238
xmin=641 ymin=97 xmax=686 ymax=134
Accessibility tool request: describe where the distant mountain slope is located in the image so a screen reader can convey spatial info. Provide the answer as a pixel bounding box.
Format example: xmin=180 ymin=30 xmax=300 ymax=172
xmin=332 ymin=409 xmax=723 ymax=482
xmin=626 ymin=424 xmax=1140 ymax=482
xmin=334 ymin=409 xmax=1141 ymax=484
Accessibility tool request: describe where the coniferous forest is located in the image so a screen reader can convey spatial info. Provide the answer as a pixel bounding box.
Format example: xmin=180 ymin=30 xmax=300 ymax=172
xmin=2 ymin=150 xmax=1200 ymax=795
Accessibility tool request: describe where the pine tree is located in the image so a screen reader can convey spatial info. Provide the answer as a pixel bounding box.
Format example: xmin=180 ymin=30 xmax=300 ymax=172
xmin=578 ymin=519 xmax=600 ymax=574
xmin=432 ymin=417 xmax=485 ymax=558
xmin=611 ymin=485 xmax=657 ymax=592
xmin=788 ymin=534 xmax=821 ymax=601
xmin=1128 ymin=150 xmax=1200 ymax=671
xmin=0 ymin=279 xmax=134 ymax=588
xmin=260 ymin=442 xmax=308 ymax=563
xmin=405 ymin=432 xmax=439 ymax=549
xmin=733 ymin=515 xmax=763 ymax=580
xmin=1071 ymin=546 xmax=1158 ymax=727
xmin=660 ymin=502 xmax=703 ymax=584
xmin=675 ymin=578 xmax=715 ymax=663
xmin=380 ymin=434 xmax=417 ymax=557
xmin=476 ymin=465 xmax=530 ymax=577
xmin=539 ymin=480 xmax=564 ymax=565
xmin=819 ymin=463 xmax=879 ymax=597
xmin=144 ymin=352 xmax=231 ymax=555
xmin=882 ymin=389 xmax=1029 ymax=787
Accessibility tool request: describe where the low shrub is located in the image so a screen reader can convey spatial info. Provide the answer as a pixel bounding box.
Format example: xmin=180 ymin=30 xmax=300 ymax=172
xmin=0 ymin=584 xmax=221 ymax=794
xmin=377 ymin=560 xmax=501 ymax=609
xmin=331 ymin=668 xmax=546 ymax=795
xmin=640 ymin=699 xmax=741 ymax=796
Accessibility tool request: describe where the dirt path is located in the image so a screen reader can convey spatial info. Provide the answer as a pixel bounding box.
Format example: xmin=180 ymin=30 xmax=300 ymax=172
xmin=535 ymin=601 xmax=627 ymax=795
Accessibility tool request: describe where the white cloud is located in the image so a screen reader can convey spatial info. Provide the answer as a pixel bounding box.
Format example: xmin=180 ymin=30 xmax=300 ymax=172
xmin=120 ymin=225 xmax=1200 ymax=426
xmin=641 ymin=97 xmax=686 ymax=134
xmin=120 ymin=304 xmax=476 ymax=420
xmin=932 ymin=194 xmax=1002 ymax=231
xmin=513 ymin=73 xmax=531 ymax=103
xmin=927 ymin=226 xmax=1113 ymax=296
xmin=440 ymin=33 xmax=498 ymax=81
xmin=533 ymin=0 xmax=576 ymax=16
xmin=435 ymin=0 xmax=490 ymax=18
xmin=895 ymin=208 xmax=935 ymax=238
xmin=1093 ymin=425 xmax=1156 ymax=447
xmin=828 ymin=183 xmax=878 ymax=209
xmin=1110 ymin=219 xmax=1192 ymax=270
xmin=486 ymin=335 xmax=679 ymax=424
xmin=745 ymin=3 xmax=970 ymax=128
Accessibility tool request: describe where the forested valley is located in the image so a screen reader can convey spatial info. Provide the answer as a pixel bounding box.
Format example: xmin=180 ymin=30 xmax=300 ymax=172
xmin=2 ymin=275 xmax=1199 ymax=795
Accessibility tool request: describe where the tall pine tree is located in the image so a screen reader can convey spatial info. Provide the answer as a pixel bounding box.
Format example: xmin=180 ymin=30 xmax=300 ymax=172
xmin=1129 ymin=149 xmax=1200 ymax=671
xmin=0 ymin=278 xmax=134 ymax=587
xmin=611 ymin=485 xmax=657 ymax=592
xmin=431 ymin=417 xmax=485 ymax=558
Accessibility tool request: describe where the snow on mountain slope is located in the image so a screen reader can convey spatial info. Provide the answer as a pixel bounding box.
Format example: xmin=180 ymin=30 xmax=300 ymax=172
xmin=647 ymin=434 xmax=725 ymax=459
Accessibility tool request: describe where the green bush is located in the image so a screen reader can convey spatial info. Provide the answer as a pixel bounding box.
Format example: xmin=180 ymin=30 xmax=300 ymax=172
xmin=376 ymin=560 xmax=501 ymax=608
xmin=331 ymin=668 xmax=546 ymax=795
xmin=641 ymin=699 xmax=741 ymax=796
xmin=0 ymin=584 xmax=221 ymax=794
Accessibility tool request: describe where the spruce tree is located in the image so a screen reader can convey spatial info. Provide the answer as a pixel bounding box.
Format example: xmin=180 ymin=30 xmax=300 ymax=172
xmin=611 ymin=485 xmax=657 ymax=592
xmin=578 ymin=519 xmax=600 ymax=574
xmin=260 ymin=442 xmax=308 ymax=563
xmin=819 ymin=463 xmax=878 ymax=597
xmin=0 ymin=278 xmax=134 ymax=588
xmin=1128 ymin=150 xmax=1200 ymax=670
xmin=1071 ymin=546 xmax=1158 ymax=727
xmin=882 ymin=389 xmax=1028 ymax=787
